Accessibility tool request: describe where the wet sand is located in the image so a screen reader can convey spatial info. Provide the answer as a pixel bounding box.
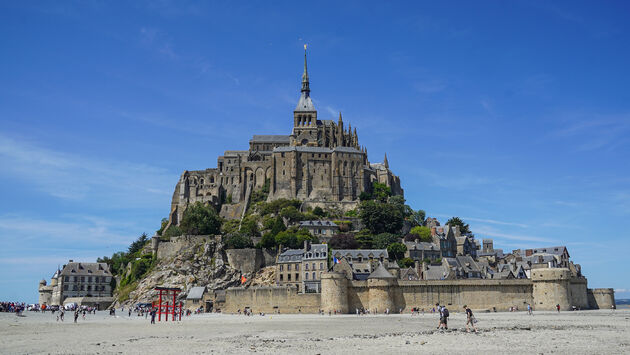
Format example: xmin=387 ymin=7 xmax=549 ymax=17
xmin=1 ymin=309 xmax=629 ymax=354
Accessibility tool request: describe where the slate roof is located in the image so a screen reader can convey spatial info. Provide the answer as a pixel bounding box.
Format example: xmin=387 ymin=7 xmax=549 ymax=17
xmin=529 ymin=246 xmax=569 ymax=257
xmin=187 ymin=286 xmax=206 ymax=300
xmin=250 ymin=135 xmax=291 ymax=143
xmin=277 ymin=249 xmax=304 ymax=262
xmin=295 ymin=93 xmax=316 ymax=111
xmin=332 ymin=249 xmax=389 ymax=260
xmin=299 ymin=220 xmax=338 ymax=227
xmin=423 ymin=264 xmax=449 ymax=280
xmin=60 ymin=262 xmax=111 ymax=276
xmin=368 ymin=264 xmax=395 ymax=279
xmin=333 ymin=146 xmax=362 ymax=153
xmin=274 ymin=146 xmax=332 ymax=153
xmin=304 ymin=244 xmax=328 ymax=259
xmin=404 ymin=241 xmax=439 ymax=251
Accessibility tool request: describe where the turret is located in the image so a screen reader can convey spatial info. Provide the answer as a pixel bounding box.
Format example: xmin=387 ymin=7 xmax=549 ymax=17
xmin=531 ymin=268 xmax=572 ymax=311
xmin=367 ymin=264 xmax=396 ymax=314
xmin=320 ymin=272 xmax=349 ymax=313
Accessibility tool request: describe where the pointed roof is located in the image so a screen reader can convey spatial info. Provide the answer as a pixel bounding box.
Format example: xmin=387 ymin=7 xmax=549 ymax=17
xmin=383 ymin=153 xmax=389 ymax=169
xmin=368 ymin=263 xmax=395 ymax=279
xmin=295 ymin=45 xmax=316 ymax=112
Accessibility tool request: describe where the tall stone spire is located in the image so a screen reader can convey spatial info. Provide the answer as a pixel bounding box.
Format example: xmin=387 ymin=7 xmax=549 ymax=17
xmin=295 ymin=45 xmax=315 ymax=112
xmin=384 ymin=153 xmax=389 ymax=169
xmin=301 ymin=44 xmax=310 ymax=95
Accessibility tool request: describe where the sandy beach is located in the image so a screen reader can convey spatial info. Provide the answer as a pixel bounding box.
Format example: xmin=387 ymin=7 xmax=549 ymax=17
xmin=1 ymin=309 xmax=629 ymax=354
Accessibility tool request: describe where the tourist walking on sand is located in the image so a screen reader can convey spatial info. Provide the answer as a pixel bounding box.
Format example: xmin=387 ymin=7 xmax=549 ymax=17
xmin=527 ymin=303 xmax=533 ymax=315
xmin=556 ymin=304 xmax=561 ymax=312
xmin=73 ymin=309 xmax=79 ymax=323
xmin=150 ymin=308 xmax=156 ymax=324
xmin=464 ymin=305 xmax=478 ymax=333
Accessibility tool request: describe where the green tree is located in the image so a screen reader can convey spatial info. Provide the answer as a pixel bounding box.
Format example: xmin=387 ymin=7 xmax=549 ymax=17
xmin=446 ymin=217 xmax=472 ymax=235
xmin=180 ymin=202 xmax=222 ymax=235
xmin=359 ymin=200 xmax=403 ymax=234
xmin=258 ymin=232 xmax=277 ymax=249
xmin=240 ymin=216 xmax=260 ymax=238
xmin=359 ymin=191 xmax=372 ymax=201
xmin=354 ymin=229 xmax=374 ymax=249
xmin=372 ymin=182 xmax=392 ymax=202
xmin=387 ymin=242 xmax=407 ymax=260
xmin=312 ymin=206 xmax=326 ymax=217
xmin=128 ymin=233 xmax=149 ymax=255
xmin=409 ymin=226 xmax=432 ymax=242
xmin=328 ymin=233 xmax=359 ymax=249
xmin=296 ymin=228 xmax=318 ymax=245
xmin=224 ymin=233 xmax=253 ymax=249
xmin=275 ymin=230 xmax=300 ymax=249
xmin=270 ymin=216 xmax=286 ymax=236
xmin=388 ymin=195 xmax=413 ymax=218
xmin=156 ymin=218 xmax=169 ymax=236
xmin=162 ymin=225 xmax=182 ymax=239
xmin=279 ymin=206 xmax=304 ymax=223
xmin=398 ymin=257 xmax=415 ymax=268
xmin=410 ymin=209 xmax=426 ymax=227
xmin=372 ymin=233 xmax=399 ymax=249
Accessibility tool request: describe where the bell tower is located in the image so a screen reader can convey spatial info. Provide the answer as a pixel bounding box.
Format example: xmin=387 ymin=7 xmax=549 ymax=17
xmin=292 ymin=45 xmax=318 ymax=146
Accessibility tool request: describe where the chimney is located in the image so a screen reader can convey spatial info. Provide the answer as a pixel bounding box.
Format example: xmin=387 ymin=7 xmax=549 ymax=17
xmin=69 ymin=260 xmax=73 ymax=263
xmin=303 ymin=240 xmax=308 ymax=251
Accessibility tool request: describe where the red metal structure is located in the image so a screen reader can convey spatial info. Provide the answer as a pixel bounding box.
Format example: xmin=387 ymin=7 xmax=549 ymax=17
xmin=153 ymin=287 xmax=183 ymax=322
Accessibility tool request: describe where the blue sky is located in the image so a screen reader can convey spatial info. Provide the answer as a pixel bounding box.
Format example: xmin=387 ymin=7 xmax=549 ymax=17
xmin=1 ymin=1 xmax=629 ymax=302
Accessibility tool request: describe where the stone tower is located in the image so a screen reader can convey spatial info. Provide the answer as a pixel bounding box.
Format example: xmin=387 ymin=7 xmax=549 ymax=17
xmin=292 ymin=45 xmax=318 ymax=146
xmin=367 ymin=264 xmax=396 ymax=314
xmin=531 ymin=268 xmax=572 ymax=311
xmin=320 ymin=272 xmax=349 ymax=313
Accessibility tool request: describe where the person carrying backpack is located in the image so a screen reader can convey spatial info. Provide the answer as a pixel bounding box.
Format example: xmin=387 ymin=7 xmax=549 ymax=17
xmin=441 ymin=306 xmax=449 ymax=330
xmin=464 ymin=305 xmax=477 ymax=333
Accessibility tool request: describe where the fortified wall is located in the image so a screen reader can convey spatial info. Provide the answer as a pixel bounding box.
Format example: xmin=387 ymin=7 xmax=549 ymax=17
xmin=224 ymin=268 xmax=614 ymax=313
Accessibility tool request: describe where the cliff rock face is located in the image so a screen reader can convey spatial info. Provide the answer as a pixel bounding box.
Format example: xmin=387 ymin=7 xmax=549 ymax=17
xmin=116 ymin=239 xmax=241 ymax=307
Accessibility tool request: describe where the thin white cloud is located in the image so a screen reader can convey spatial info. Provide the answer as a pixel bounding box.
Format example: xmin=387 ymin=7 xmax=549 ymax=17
xmin=0 ymin=132 xmax=174 ymax=205
xmin=474 ymin=225 xmax=555 ymax=243
xmin=615 ymin=288 xmax=629 ymax=293
xmin=0 ymin=214 xmax=135 ymax=247
xmin=462 ymin=217 xmax=528 ymax=229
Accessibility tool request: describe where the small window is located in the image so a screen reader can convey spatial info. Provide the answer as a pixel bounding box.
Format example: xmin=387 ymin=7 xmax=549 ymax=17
xmin=288 ymin=264 xmax=291 ymax=271
xmin=305 ymin=273 xmax=309 ymax=280
xmin=320 ymin=262 xmax=323 ymax=270
xmin=296 ymin=264 xmax=300 ymax=271
xmin=280 ymin=274 xmax=284 ymax=281
xmin=288 ymin=274 xmax=291 ymax=281
xmin=305 ymin=264 xmax=309 ymax=270
xmin=312 ymin=272 xmax=316 ymax=280
xmin=295 ymin=273 xmax=299 ymax=281
xmin=280 ymin=265 xmax=284 ymax=271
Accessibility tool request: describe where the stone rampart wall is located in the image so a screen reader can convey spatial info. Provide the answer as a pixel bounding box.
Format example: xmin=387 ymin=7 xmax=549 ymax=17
xmin=156 ymin=235 xmax=217 ymax=260
xmin=344 ymin=279 xmax=533 ymax=312
xmin=225 ymin=248 xmax=277 ymax=274
xmin=224 ymin=286 xmax=321 ymax=314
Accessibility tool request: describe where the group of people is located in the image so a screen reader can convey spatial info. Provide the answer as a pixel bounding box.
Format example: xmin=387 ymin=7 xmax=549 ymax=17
xmin=0 ymin=301 xmax=25 ymax=315
xmin=435 ymin=303 xmax=478 ymax=333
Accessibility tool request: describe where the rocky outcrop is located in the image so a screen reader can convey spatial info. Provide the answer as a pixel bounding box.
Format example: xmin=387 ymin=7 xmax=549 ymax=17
xmin=115 ymin=238 xmax=241 ymax=307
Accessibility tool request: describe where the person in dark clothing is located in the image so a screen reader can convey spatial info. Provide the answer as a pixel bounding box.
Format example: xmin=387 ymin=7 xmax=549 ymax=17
xmin=464 ymin=305 xmax=477 ymax=333
xmin=150 ymin=309 xmax=156 ymax=324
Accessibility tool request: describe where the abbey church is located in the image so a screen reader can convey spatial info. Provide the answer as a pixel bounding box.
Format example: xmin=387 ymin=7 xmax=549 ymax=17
xmin=169 ymin=49 xmax=403 ymax=224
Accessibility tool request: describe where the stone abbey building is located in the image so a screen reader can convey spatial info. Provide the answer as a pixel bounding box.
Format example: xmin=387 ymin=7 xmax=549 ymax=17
xmin=169 ymin=49 xmax=403 ymax=223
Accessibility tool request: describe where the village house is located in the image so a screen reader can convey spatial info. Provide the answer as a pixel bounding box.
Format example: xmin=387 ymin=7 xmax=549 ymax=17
xmin=297 ymin=220 xmax=339 ymax=243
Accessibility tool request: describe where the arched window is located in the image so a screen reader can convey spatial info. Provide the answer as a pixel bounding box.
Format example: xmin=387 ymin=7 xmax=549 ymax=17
xmin=312 ymin=272 xmax=316 ymax=280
